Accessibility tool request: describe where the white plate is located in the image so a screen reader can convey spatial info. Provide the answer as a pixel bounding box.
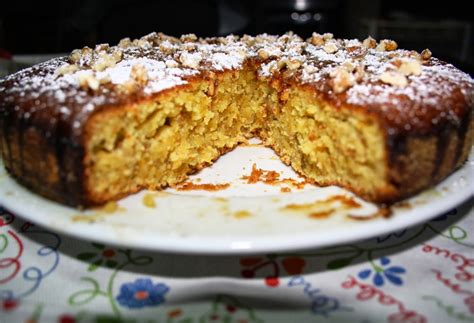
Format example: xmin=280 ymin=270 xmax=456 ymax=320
xmin=0 ymin=139 xmax=473 ymax=254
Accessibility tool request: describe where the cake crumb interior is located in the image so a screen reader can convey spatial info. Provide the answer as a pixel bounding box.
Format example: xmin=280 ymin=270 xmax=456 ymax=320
xmin=85 ymin=68 xmax=386 ymax=204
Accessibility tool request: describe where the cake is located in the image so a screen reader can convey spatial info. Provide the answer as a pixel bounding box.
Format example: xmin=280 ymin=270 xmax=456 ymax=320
xmin=0 ymin=32 xmax=472 ymax=207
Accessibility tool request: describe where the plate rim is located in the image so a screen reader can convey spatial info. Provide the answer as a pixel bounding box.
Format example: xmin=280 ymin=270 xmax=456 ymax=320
xmin=1 ymin=152 xmax=473 ymax=255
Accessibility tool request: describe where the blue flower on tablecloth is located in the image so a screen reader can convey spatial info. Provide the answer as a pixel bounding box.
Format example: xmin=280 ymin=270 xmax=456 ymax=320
xmin=116 ymin=278 xmax=170 ymax=309
xmin=358 ymin=257 xmax=406 ymax=287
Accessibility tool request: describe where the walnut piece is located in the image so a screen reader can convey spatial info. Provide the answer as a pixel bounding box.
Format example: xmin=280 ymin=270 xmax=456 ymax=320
xmin=118 ymin=37 xmax=132 ymax=48
xmin=379 ymin=71 xmax=407 ymax=87
xmin=69 ymin=49 xmax=82 ymax=64
xmin=180 ymin=33 xmax=198 ymax=42
xmin=77 ymin=73 xmax=100 ymax=91
xmin=376 ymin=39 xmax=398 ymax=52
xmin=94 ymin=43 xmax=109 ymax=52
xmin=179 ymin=52 xmax=202 ymax=69
xmin=342 ymin=60 xmax=356 ymax=72
xmin=165 ymin=59 xmax=179 ymax=68
xmin=331 ymin=67 xmax=356 ymax=93
xmin=130 ymin=64 xmax=149 ymax=86
xmin=56 ymin=63 xmax=79 ymax=76
xmin=257 ymin=48 xmax=270 ymax=60
xmin=421 ymin=48 xmax=432 ymax=60
xmin=323 ymin=41 xmax=339 ymax=54
xmin=159 ymin=42 xmax=177 ymax=55
xmin=362 ymin=36 xmax=377 ymax=49
xmin=399 ymin=59 xmax=422 ymax=76
xmin=286 ymin=58 xmax=302 ymax=70
xmin=91 ymin=52 xmax=117 ymax=72
xmin=309 ymin=32 xmax=324 ymax=46
xmin=133 ymin=39 xmax=152 ymax=49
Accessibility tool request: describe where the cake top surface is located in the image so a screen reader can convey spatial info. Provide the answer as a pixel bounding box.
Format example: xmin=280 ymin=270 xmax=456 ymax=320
xmin=0 ymin=32 xmax=473 ymax=140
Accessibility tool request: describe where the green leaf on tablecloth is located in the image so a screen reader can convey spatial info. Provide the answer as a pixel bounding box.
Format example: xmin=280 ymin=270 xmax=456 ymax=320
xmin=326 ymin=257 xmax=354 ymax=270
xmin=92 ymin=243 xmax=106 ymax=250
xmin=88 ymin=259 xmax=103 ymax=271
xmin=95 ymin=314 xmax=134 ymax=323
xmin=77 ymin=252 xmax=98 ymax=261
xmin=105 ymin=259 xmax=118 ymax=268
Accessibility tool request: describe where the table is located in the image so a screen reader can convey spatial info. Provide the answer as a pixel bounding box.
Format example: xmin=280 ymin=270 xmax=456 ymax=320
xmin=0 ymin=199 xmax=472 ymax=323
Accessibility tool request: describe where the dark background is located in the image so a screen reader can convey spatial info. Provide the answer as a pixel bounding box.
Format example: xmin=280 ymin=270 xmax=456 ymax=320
xmin=0 ymin=0 xmax=472 ymax=74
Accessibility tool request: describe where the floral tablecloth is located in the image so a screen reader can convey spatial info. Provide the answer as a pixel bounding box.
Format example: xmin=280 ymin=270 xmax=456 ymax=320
xmin=0 ymin=198 xmax=473 ymax=323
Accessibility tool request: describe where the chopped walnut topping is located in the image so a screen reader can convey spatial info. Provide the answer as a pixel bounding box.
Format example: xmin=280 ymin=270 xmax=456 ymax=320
xmin=91 ymin=52 xmax=117 ymax=72
xmin=69 ymin=46 xmax=93 ymax=64
xmin=133 ymin=39 xmax=152 ymax=49
xmin=399 ymin=59 xmax=422 ymax=76
xmin=94 ymin=43 xmax=110 ymax=52
xmin=180 ymin=33 xmax=198 ymax=42
xmin=376 ymin=39 xmax=398 ymax=52
xmin=346 ymin=45 xmax=368 ymax=58
xmin=323 ymin=33 xmax=334 ymax=40
xmin=267 ymin=61 xmax=279 ymax=74
xmin=159 ymin=42 xmax=176 ymax=55
xmin=118 ymin=37 xmax=132 ymax=48
xmin=179 ymin=52 xmax=202 ymax=69
xmin=354 ymin=63 xmax=366 ymax=81
xmin=130 ymin=64 xmax=148 ymax=86
xmin=330 ymin=67 xmax=356 ymax=93
xmin=302 ymin=63 xmax=318 ymax=74
xmin=406 ymin=50 xmax=421 ymax=61
xmin=257 ymin=48 xmax=270 ymax=59
xmin=286 ymin=58 xmax=302 ymax=70
xmin=56 ymin=63 xmax=79 ymax=76
xmin=421 ymin=48 xmax=432 ymax=60
xmin=230 ymin=48 xmax=248 ymax=60
xmin=165 ymin=59 xmax=179 ymax=68
xmin=217 ymin=35 xmax=239 ymax=45
xmin=240 ymin=34 xmax=256 ymax=46
xmin=362 ymin=36 xmax=377 ymax=49
xmin=111 ymin=49 xmax=123 ymax=63
xmin=379 ymin=71 xmax=407 ymax=87
xmin=342 ymin=60 xmax=356 ymax=72
xmin=140 ymin=32 xmax=159 ymax=44
xmin=183 ymin=43 xmax=197 ymax=51
xmin=69 ymin=49 xmax=82 ymax=64
xmin=323 ymin=41 xmax=339 ymax=54
xmin=309 ymin=32 xmax=325 ymax=46
xmin=77 ymin=73 xmax=100 ymax=91
xmin=308 ymin=32 xmax=333 ymax=46
xmin=156 ymin=33 xmax=179 ymax=44
xmin=275 ymin=58 xmax=302 ymax=72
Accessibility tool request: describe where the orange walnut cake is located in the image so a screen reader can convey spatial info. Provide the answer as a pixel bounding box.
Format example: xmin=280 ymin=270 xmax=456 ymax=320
xmin=0 ymin=32 xmax=472 ymax=207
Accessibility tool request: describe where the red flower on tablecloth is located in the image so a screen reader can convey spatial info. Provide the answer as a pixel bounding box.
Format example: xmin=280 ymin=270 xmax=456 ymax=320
xmin=388 ymin=311 xmax=427 ymax=323
xmin=76 ymin=243 xmax=119 ymax=271
xmin=240 ymin=255 xmax=306 ymax=287
xmin=1 ymin=299 xmax=19 ymax=311
xmin=58 ymin=314 xmax=76 ymax=323
xmin=116 ymin=278 xmax=169 ymax=309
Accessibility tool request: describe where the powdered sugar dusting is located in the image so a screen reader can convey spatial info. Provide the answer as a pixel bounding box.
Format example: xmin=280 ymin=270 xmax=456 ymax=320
xmin=1 ymin=32 xmax=472 ymax=138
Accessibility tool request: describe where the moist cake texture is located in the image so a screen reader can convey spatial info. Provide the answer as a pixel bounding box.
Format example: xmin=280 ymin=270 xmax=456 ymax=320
xmin=0 ymin=32 xmax=472 ymax=207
